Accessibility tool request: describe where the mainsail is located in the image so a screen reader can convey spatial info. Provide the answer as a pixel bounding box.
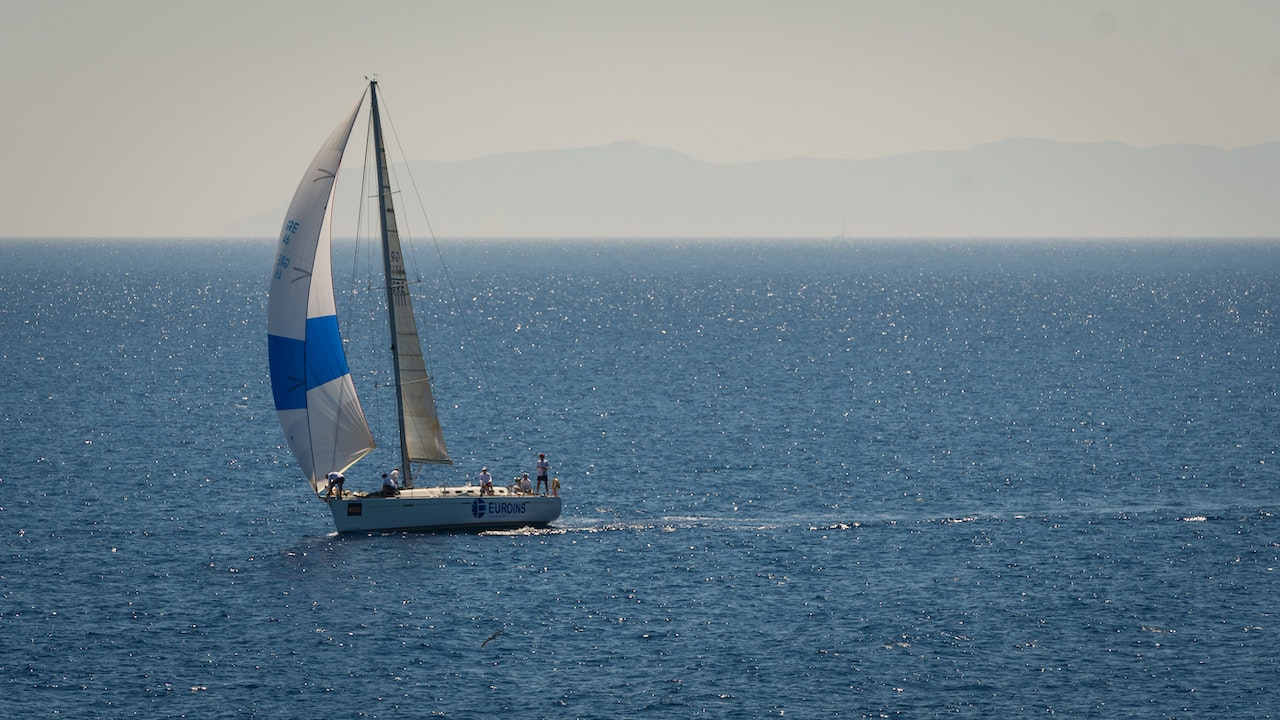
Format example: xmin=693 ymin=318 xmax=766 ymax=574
xmin=368 ymin=82 xmax=451 ymax=482
xmin=267 ymin=93 xmax=375 ymax=492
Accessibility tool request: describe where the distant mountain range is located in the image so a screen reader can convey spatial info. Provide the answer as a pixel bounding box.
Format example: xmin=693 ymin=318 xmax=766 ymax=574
xmin=228 ymin=138 xmax=1280 ymax=238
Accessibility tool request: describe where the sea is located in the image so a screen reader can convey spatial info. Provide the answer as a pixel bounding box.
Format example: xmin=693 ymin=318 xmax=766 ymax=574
xmin=1 ymin=237 xmax=1277 ymax=718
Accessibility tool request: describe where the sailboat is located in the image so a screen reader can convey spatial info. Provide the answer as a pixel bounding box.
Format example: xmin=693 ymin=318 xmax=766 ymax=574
xmin=267 ymin=80 xmax=562 ymax=533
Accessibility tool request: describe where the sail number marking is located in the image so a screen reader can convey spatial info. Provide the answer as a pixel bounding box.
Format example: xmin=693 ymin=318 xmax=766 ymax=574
xmin=274 ymin=220 xmax=301 ymax=280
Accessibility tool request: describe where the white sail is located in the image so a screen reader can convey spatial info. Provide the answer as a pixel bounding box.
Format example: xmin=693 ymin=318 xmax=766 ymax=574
xmin=369 ymin=83 xmax=452 ymax=471
xmin=267 ymin=93 xmax=375 ymax=492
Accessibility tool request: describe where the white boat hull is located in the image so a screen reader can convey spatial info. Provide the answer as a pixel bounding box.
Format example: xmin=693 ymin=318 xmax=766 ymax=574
xmin=325 ymin=486 xmax=562 ymax=533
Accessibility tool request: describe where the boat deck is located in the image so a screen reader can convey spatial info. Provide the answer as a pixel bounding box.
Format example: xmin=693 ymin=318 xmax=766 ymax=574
xmin=330 ymin=485 xmax=555 ymax=500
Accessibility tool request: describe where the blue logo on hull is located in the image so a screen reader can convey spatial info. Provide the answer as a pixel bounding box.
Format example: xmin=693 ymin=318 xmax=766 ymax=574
xmin=471 ymin=499 xmax=529 ymax=519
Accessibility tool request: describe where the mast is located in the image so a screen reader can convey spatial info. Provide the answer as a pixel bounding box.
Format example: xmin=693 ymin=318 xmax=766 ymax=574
xmin=369 ymin=80 xmax=452 ymax=488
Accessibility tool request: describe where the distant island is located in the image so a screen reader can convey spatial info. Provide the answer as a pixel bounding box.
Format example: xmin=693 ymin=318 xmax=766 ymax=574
xmin=227 ymin=138 xmax=1280 ymax=239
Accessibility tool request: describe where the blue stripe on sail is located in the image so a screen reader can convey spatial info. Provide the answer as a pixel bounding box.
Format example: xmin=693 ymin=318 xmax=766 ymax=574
xmin=303 ymin=315 xmax=351 ymax=390
xmin=267 ymin=316 xmax=351 ymax=411
xmin=268 ymin=333 xmax=306 ymax=410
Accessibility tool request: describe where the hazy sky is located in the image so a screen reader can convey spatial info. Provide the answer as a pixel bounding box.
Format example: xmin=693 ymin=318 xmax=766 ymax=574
xmin=3 ymin=0 xmax=1278 ymax=237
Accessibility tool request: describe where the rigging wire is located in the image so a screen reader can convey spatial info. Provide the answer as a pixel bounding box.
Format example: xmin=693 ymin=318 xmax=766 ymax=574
xmin=351 ymin=109 xmax=389 ymax=444
xmin=334 ymin=101 xmax=408 ymax=462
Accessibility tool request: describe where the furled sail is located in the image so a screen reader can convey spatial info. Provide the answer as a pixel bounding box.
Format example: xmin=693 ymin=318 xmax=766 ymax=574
xmin=369 ymin=82 xmax=451 ymax=468
xmin=267 ymin=93 xmax=376 ymax=492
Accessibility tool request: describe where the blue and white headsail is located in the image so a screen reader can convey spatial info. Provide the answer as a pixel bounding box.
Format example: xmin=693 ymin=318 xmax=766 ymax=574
xmin=267 ymin=92 xmax=375 ymax=493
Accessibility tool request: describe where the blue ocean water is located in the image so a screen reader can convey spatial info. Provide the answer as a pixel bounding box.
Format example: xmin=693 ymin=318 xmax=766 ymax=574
xmin=1 ymin=237 xmax=1277 ymax=718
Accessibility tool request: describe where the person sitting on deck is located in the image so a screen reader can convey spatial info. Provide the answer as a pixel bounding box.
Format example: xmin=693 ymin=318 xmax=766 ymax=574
xmin=478 ymin=467 xmax=494 ymax=496
xmin=381 ymin=472 xmax=398 ymax=497
xmin=518 ymin=473 xmax=533 ymax=495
